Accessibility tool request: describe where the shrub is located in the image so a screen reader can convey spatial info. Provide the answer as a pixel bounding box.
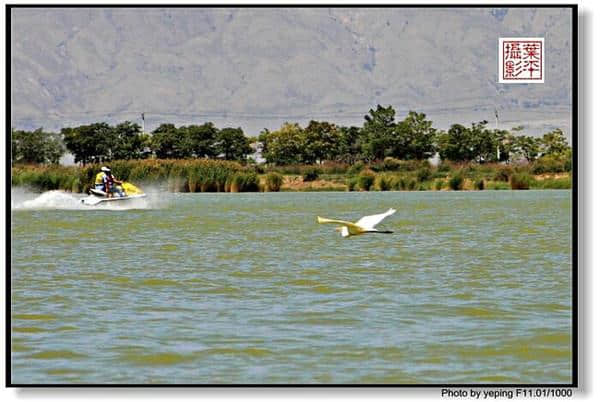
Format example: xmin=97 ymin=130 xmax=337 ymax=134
xmin=242 ymin=172 xmax=260 ymax=192
xmin=407 ymin=178 xmax=417 ymax=191
xmin=494 ymin=166 xmax=514 ymax=182
xmin=369 ymin=160 xmax=386 ymax=172
xmin=285 ymin=165 xmax=303 ymax=175
xmin=302 ymin=167 xmax=321 ymax=182
xmin=320 ymin=161 xmax=349 ymax=174
xmin=531 ymin=155 xmax=569 ymax=174
xmin=448 ymin=174 xmax=464 ymax=190
xmin=389 ymin=176 xmax=406 ymax=191
xmin=509 ymin=172 xmax=532 ymax=190
xmin=230 ymin=172 xmax=259 ymax=192
xmin=474 ymin=179 xmax=485 ymax=190
xmin=487 ymin=181 xmax=510 ymax=190
xmin=395 ymin=159 xmax=429 ymax=172
xmin=431 ymin=170 xmax=448 ymax=179
xmin=531 ymin=176 xmax=571 ymax=189
xmin=265 ymin=172 xmax=284 ymax=192
xmin=357 ymin=171 xmax=375 ymax=191
xmin=464 ymin=163 xmax=478 ymax=173
xmin=434 ymin=179 xmax=445 ymax=191
xmin=347 ymin=162 xmax=365 ymax=176
xmin=416 ymin=167 xmax=432 ymax=182
xmin=374 ymin=175 xmax=391 ymax=191
xmin=346 ymin=177 xmax=358 ymax=191
xmin=383 ymin=157 xmax=402 ymax=171
xmin=437 ymin=161 xmax=451 ymax=172
xmin=418 ymin=182 xmax=431 ymax=191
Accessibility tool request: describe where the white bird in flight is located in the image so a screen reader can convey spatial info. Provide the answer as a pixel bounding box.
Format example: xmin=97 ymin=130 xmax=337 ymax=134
xmin=317 ymin=208 xmax=396 ymax=237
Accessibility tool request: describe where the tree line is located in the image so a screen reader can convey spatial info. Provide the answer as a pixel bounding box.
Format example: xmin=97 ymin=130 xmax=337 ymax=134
xmin=12 ymin=121 xmax=253 ymax=165
xmin=259 ymin=106 xmax=571 ymax=165
xmin=11 ymin=105 xmax=571 ymax=166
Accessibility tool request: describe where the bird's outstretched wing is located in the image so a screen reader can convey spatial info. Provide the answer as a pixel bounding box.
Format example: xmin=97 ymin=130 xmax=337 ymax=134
xmin=317 ymin=216 xmax=364 ymax=232
xmin=354 ymin=208 xmax=396 ymax=230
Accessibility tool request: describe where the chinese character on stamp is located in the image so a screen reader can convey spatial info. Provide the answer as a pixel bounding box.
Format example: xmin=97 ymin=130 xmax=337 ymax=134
xmin=498 ymin=37 xmax=544 ymax=83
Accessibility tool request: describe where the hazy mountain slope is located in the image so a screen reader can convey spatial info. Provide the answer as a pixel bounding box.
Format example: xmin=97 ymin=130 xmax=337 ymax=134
xmin=11 ymin=7 xmax=573 ymax=136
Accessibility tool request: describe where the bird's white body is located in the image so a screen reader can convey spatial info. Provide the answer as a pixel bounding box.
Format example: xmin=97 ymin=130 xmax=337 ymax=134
xmin=317 ymin=208 xmax=396 ymax=237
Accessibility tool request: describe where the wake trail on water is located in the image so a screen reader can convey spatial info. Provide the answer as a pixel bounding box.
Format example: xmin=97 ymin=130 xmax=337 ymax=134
xmin=11 ymin=188 xmax=160 ymax=211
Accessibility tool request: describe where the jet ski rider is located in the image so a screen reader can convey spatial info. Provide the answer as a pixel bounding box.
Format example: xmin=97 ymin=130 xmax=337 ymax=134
xmin=95 ymin=166 xmax=124 ymax=198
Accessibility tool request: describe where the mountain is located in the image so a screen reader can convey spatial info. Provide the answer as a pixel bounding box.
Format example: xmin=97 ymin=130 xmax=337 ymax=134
xmin=10 ymin=7 xmax=573 ymax=138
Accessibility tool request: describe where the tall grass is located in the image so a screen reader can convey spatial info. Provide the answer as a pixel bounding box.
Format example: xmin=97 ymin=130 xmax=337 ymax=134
xmin=531 ymin=155 xmax=571 ymax=174
xmin=509 ymin=173 xmax=532 ymax=190
xmin=12 ymin=165 xmax=87 ymax=193
xmin=486 ymin=181 xmax=510 ymax=190
xmin=346 ymin=177 xmax=358 ymax=191
xmin=356 ymin=170 xmax=375 ymax=191
xmin=374 ymin=175 xmax=392 ymax=191
xmin=266 ymin=162 xmax=348 ymax=176
xmin=530 ymin=176 xmax=572 ymax=189
xmin=12 ymin=159 xmax=251 ymax=193
xmin=229 ymin=172 xmax=259 ymax=192
xmin=265 ymin=172 xmax=284 ymax=192
xmin=448 ymin=174 xmax=464 ymax=191
xmin=13 ymin=159 xmax=573 ymax=193
xmin=416 ymin=167 xmax=432 ymax=182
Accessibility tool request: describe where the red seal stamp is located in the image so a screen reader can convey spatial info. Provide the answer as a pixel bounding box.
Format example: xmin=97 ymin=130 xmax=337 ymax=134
xmin=498 ymin=37 xmax=544 ymax=83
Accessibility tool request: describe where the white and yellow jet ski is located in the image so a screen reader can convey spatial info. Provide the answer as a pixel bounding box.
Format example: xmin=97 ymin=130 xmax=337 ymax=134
xmin=81 ymin=182 xmax=146 ymax=206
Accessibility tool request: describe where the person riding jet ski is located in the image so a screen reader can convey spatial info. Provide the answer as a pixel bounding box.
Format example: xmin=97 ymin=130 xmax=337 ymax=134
xmin=95 ymin=166 xmax=124 ymax=198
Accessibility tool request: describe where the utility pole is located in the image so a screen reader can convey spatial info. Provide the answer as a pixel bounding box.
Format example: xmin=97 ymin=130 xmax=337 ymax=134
xmin=495 ymin=109 xmax=500 ymax=161
xmin=141 ymin=112 xmax=145 ymax=135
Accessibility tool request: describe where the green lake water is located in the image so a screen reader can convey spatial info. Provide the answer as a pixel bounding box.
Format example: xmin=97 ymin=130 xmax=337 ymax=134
xmin=11 ymin=190 xmax=573 ymax=384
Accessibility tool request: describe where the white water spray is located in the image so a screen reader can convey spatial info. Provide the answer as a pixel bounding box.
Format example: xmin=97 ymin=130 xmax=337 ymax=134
xmin=11 ymin=188 xmax=159 ymax=211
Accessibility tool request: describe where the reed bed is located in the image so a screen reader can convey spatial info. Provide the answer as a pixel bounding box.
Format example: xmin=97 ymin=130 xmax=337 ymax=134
xmin=264 ymin=172 xmax=284 ymax=192
xmin=12 ymin=159 xmax=254 ymax=193
xmin=12 ymin=159 xmax=573 ymax=193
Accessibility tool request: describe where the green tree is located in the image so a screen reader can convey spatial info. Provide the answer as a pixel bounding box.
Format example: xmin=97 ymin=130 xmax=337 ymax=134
xmin=260 ymin=123 xmax=304 ymax=165
xmin=539 ymin=128 xmax=569 ymax=157
xmin=514 ymin=135 xmax=540 ymax=162
xmin=150 ymin=124 xmax=185 ymax=159
xmin=469 ymin=121 xmax=496 ymax=163
xmin=216 ymin=127 xmax=252 ymax=161
xmin=361 ymin=105 xmax=396 ymax=161
xmin=182 ymin=123 xmax=219 ymax=158
xmin=436 ymin=124 xmax=474 ymax=162
xmin=112 ymin=121 xmax=150 ymax=160
xmin=62 ymin=122 xmax=114 ymax=164
xmin=301 ymin=120 xmax=341 ymax=164
xmin=11 ymin=128 xmax=65 ymax=164
xmin=393 ymin=111 xmax=437 ymax=160
xmin=337 ymin=126 xmax=363 ymax=164
xmin=44 ymin=132 xmax=66 ymax=164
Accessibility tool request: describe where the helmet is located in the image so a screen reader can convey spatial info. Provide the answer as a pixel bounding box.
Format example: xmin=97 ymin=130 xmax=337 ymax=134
xmin=101 ymin=166 xmax=111 ymax=172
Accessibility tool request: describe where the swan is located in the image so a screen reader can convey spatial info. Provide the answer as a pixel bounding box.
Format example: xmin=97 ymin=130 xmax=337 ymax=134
xmin=317 ymin=208 xmax=396 ymax=237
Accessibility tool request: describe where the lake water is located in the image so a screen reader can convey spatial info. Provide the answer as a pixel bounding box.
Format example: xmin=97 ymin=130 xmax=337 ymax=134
xmin=10 ymin=190 xmax=573 ymax=384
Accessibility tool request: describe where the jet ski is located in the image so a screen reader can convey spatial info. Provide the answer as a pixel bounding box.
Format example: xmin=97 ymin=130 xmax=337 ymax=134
xmin=81 ymin=182 xmax=147 ymax=206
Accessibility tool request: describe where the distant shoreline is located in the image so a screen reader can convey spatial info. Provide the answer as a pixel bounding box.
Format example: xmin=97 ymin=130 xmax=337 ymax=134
xmin=11 ymin=158 xmax=572 ymax=193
